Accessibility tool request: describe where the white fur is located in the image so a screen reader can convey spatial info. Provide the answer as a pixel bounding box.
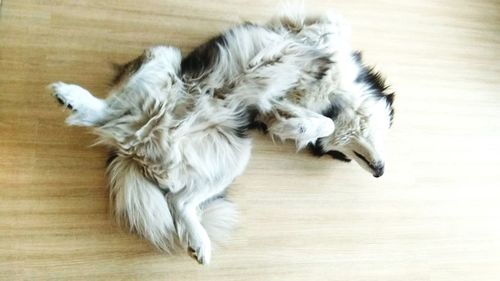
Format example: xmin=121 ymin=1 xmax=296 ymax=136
xmin=50 ymin=82 xmax=107 ymax=126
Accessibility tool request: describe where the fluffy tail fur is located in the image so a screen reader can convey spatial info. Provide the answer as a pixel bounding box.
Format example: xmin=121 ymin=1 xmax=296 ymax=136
xmin=108 ymin=157 xmax=177 ymax=252
xmin=108 ymin=157 xmax=238 ymax=252
xmin=200 ymin=198 xmax=238 ymax=246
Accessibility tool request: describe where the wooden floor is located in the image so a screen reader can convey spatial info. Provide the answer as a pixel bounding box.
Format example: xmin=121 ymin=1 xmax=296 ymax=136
xmin=1 ymin=0 xmax=500 ymax=280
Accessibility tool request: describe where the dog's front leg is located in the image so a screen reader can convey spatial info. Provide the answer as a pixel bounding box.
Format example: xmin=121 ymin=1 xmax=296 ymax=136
xmin=265 ymin=101 xmax=335 ymax=149
xmin=49 ymin=82 xmax=108 ymax=126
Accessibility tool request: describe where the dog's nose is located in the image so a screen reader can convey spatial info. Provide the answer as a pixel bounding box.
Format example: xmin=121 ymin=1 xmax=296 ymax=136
xmin=373 ymin=164 xmax=385 ymax=178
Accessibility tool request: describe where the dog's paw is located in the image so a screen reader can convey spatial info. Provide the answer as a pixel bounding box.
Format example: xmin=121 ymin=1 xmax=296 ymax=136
xmin=48 ymin=82 xmax=106 ymax=126
xmin=316 ymin=117 xmax=335 ymax=138
xmin=269 ymin=117 xmax=335 ymax=149
xmin=187 ymin=237 xmax=212 ymax=265
xmin=49 ymin=82 xmax=99 ymax=112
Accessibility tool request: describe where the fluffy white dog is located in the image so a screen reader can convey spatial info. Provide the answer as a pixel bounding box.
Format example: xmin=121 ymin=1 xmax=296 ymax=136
xmin=50 ymin=11 xmax=393 ymax=265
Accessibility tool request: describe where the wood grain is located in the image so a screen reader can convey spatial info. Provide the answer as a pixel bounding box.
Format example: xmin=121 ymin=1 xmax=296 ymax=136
xmin=1 ymin=0 xmax=499 ymax=280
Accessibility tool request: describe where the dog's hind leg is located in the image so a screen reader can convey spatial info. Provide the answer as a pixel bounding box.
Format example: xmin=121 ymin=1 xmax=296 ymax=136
xmin=49 ymin=82 xmax=108 ymax=126
xmin=169 ymin=192 xmax=213 ymax=265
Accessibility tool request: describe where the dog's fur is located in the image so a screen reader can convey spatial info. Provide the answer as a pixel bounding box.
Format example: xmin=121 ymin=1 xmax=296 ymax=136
xmin=49 ymin=11 xmax=394 ymax=265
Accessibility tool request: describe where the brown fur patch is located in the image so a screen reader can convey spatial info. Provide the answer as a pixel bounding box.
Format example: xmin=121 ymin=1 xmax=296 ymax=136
xmin=111 ymin=52 xmax=149 ymax=86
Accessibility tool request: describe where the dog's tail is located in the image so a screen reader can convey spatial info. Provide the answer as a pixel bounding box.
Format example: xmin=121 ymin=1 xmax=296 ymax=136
xmin=107 ymin=157 xmax=177 ymax=252
xmin=200 ymin=197 xmax=238 ymax=246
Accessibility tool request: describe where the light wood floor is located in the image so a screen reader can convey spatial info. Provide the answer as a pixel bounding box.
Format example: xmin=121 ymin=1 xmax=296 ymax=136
xmin=1 ymin=1 xmax=500 ymax=280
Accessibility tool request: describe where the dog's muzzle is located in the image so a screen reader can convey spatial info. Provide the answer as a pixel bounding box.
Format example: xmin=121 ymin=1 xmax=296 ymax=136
xmin=353 ymin=151 xmax=385 ymax=178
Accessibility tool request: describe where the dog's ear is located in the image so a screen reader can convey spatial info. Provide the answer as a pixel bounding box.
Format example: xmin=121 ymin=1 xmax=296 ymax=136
xmin=352 ymin=51 xmax=363 ymax=63
xmin=386 ymin=93 xmax=395 ymax=106
xmin=386 ymin=93 xmax=395 ymax=127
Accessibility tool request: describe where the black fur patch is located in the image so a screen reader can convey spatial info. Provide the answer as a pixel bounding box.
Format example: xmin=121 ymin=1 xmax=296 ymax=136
xmin=181 ymin=23 xmax=263 ymax=79
xmin=308 ymin=140 xmax=325 ymax=156
xmin=247 ymin=109 xmax=269 ymax=133
xmin=352 ymin=51 xmax=395 ymax=125
xmin=327 ymin=150 xmax=351 ymax=162
xmin=310 ymin=56 xmax=333 ymax=80
xmin=386 ymin=93 xmax=395 ymax=126
xmin=321 ymin=98 xmax=342 ymax=121
xmin=386 ymin=92 xmax=395 ymax=105
xmin=355 ymin=65 xmax=388 ymax=97
xmin=249 ymin=121 xmax=268 ymax=133
xmin=181 ymin=33 xmax=228 ymax=78
xmin=308 ymin=141 xmax=352 ymax=162
xmin=106 ymin=150 xmax=118 ymax=167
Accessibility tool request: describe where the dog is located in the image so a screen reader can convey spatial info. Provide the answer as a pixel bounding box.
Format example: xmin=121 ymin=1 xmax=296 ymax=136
xmin=49 ymin=11 xmax=393 ymax=265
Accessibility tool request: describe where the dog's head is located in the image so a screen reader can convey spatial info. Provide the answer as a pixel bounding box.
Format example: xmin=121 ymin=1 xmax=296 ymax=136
xmin=315 ymin=52 xmax=395 ymax=177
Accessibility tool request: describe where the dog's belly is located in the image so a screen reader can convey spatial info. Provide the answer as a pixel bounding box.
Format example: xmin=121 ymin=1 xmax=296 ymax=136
xmin=167 ymin=129 xmax=251 ymax=194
